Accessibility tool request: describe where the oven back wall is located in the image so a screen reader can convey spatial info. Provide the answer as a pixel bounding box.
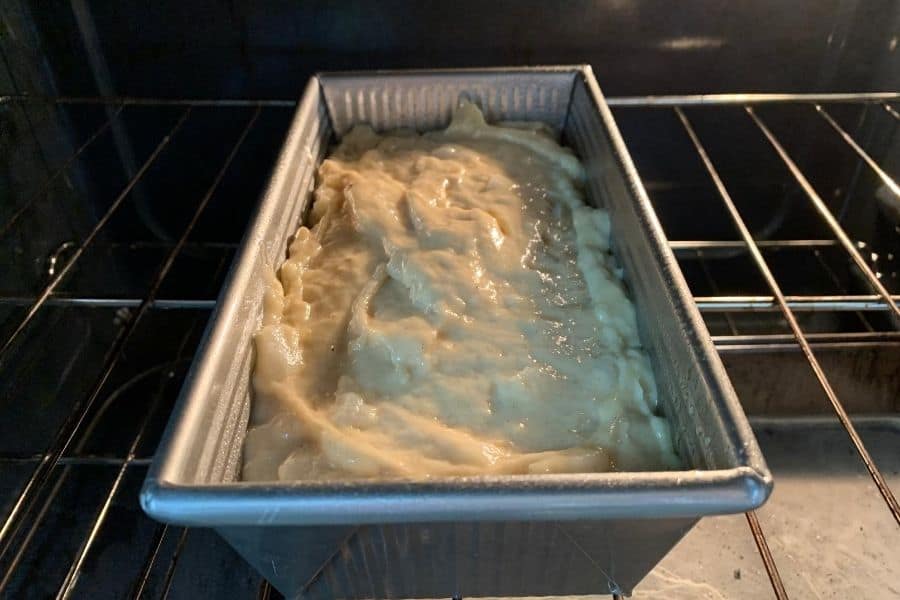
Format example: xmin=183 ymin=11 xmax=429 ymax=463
xmin=7 ymin=0 xmax=900 ymax=99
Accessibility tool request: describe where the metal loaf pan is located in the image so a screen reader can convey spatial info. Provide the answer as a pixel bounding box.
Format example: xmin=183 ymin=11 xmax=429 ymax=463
xmin=141 ymin=66 xmax=771 ymax=597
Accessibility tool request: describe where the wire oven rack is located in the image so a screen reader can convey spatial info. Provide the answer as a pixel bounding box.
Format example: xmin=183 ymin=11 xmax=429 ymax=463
xmin=0 ymin=90 xmax=898 ymax=599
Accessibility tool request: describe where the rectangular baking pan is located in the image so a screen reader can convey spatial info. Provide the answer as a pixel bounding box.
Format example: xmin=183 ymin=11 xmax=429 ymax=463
xmin=142 ymin=66 xmax=771 ymax=598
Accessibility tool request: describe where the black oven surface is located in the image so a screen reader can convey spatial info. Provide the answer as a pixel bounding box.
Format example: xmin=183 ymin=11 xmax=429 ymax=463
xmin=1 ymin=2 xmax=898 ymax=598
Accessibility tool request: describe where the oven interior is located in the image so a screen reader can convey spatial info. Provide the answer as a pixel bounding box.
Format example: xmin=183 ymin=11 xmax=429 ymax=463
xmin=1 ymin=2 xmax=898 ymax=598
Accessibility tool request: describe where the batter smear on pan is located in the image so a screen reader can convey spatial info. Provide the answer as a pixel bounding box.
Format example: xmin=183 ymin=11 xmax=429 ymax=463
xmin=242 ymin=101 xmax=679 ymax=480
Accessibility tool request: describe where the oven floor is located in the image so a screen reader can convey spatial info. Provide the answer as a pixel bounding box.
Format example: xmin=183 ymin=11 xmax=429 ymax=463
xmin=633 ymin=417 xmax=900 ymax=599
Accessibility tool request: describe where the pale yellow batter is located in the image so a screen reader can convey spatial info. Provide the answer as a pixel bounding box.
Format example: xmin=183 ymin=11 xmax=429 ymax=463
xmin=242 ymin=102 xmax=680 ymax=481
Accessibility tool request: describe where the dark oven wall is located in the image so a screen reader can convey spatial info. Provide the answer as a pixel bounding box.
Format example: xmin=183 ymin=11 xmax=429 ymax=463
xmin=2 ymin=0 xmax=899 ymax=297
xmin=2 ymin=0 xmax=899 ymax=283
xmin=7 ymin=0 xmax=900 ymax=99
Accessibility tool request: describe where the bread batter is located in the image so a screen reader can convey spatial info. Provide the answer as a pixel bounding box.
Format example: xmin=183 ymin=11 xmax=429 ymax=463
xmin=243 ymin=102 xmax=680 ymax=480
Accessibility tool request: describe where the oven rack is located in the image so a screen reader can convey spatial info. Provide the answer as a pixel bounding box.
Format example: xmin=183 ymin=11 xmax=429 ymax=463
xmin=0 ymin=91 xmax=898 ymax=599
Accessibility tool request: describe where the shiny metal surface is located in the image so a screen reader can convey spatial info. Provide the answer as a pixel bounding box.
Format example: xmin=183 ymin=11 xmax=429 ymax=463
xmin=606 ymin=92 xmax=900 ymax=107
xmin=694 ymin=295 xmax=900 ymax=312
xmin=140 ymin=67 xmax=770 ymax=597
xmin=6 ymin=91 xmax=900 ymax=108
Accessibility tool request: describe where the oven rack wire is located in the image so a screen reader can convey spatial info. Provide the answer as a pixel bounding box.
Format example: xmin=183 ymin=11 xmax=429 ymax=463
xmin=0 ymin=91 xmax=898 ymax=599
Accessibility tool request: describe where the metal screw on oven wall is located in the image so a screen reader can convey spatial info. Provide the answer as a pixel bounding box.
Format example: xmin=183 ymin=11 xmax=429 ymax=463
xmin=113 ymin=307 xmax=132 ymax=327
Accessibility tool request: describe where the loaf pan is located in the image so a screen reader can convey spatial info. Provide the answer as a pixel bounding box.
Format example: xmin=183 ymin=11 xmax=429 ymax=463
xmin=141 ymin=66 xmax=771 ymax=598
